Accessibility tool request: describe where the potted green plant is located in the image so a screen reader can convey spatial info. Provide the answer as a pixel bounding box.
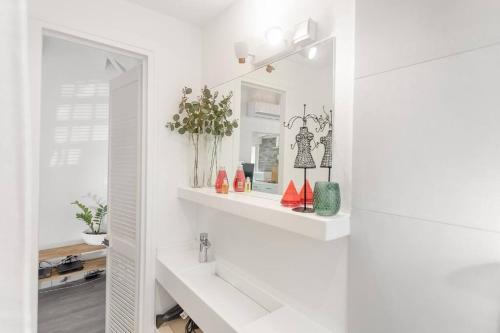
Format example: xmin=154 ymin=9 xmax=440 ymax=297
xmin=71 ymin=199 xmax=108 ymax=245
xmin=166 ymin=86 xmax=238 ymax=188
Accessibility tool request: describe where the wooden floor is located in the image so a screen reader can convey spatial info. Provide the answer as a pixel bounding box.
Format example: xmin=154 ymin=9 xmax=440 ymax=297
xmin=38 ymin=276 xmax=105 ymax=333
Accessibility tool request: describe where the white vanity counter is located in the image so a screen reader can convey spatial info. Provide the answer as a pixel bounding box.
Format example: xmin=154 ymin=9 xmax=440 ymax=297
xmin=156 ymin=244 xmax=332 ymax=333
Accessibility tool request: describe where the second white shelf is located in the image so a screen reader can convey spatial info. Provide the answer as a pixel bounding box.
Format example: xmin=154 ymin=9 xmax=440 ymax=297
xmin=177 ymin=186 xmax=350 ymax=241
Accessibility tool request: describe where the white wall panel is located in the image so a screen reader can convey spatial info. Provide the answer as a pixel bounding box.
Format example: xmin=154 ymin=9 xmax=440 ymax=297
xmin=349 ymin=209 xmax=500 ymax=333
xmin=352 ymin=1 xmax=500 ymax=332
xmin=356 ymin=0 xmax=500 ymax=77
xmin=353 ymin=44 xmax=500 ymax=232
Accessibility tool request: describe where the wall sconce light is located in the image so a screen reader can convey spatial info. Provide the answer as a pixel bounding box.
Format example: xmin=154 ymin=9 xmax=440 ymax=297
xmin=234 ymin=41 xmax=250 ymax=64
xmin=235 ymin=18 xmax=319 ymax=67
xmin=265 ymin=26 xmax=285 ymax=46
xmin=307 ymin=46 xmax=318 ymax=60
xmin=266 ymin=64 xmax=275 ymax=73
xmin=293 ymin=19 xmax=317 ymax=46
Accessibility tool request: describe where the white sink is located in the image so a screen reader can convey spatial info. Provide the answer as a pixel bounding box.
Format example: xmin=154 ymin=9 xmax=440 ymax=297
xmin=156 ymin=244 xmax=332 ymax=333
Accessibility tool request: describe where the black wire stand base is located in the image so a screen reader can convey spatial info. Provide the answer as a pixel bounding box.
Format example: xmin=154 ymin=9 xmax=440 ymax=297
xmin=292 ymin=206 xmax=315 ymax=213
xmin=292 ymin=168 xmax=315 ymax=213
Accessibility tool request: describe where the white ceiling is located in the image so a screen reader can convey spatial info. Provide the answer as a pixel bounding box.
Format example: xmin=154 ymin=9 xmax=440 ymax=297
xmin=123 ymin=0 xmax=237 ymax=26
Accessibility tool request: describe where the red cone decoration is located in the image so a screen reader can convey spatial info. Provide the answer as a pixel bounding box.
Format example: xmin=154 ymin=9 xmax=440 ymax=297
xmin=281 ymin=180 xmax=300 ymax=207
xmin=298 ymin=180 xmax=314 ymax=205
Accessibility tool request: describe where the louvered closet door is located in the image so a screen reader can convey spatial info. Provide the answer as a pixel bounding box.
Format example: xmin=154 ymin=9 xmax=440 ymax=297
xmin=106 ymin=65 xmax=143 ymax=333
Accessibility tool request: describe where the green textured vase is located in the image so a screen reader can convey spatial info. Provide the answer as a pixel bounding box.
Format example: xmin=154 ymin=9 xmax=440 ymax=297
xmin=313 ymin=181 xmax=341 ymax=216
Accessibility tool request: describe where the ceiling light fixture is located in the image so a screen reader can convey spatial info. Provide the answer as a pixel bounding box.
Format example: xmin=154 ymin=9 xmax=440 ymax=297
xmin=265 ymin=27 xmax=284 ymax=46
xmin=307 ymin=47 xmax=317 ymax=60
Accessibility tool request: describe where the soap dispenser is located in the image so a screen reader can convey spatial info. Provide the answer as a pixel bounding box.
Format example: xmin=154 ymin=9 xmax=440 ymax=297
xmin=233 ymin=165 xmax=245 ymax=192
xmin=215 ymin=166 xmax=228 ymax=194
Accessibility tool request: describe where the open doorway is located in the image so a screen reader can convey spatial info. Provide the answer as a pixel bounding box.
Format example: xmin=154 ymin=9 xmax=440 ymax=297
xmin=37 ymin=34 xmax=143 ymax=333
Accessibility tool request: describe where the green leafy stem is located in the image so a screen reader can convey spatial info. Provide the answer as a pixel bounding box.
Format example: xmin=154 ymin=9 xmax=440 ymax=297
xmin=71 ymin=200 xmax=108 ymax=234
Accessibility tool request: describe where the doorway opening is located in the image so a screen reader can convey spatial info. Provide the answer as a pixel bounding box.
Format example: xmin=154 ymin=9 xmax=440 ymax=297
xmin=37 ymin=33 xmax=144 ymax=333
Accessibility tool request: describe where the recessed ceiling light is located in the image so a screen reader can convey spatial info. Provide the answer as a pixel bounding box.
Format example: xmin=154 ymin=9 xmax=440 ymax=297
xmin=308 ymin=47 xmax=317 ymax=60
xmin=265 ymin=27 xmax=284 ymax=45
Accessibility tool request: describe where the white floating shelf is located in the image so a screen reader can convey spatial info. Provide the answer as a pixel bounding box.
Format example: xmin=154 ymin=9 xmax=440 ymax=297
xmin=177 ymin=186 xmax=350 ymax=241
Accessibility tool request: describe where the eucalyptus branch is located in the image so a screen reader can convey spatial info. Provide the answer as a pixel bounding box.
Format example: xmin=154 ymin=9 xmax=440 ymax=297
xmin=166 ymin=86 xmax=237 ymax=187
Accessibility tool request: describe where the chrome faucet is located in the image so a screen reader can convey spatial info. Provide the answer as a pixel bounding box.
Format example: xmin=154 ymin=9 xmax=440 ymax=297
xmin=199 ymin=233 xmax=211 ymax=263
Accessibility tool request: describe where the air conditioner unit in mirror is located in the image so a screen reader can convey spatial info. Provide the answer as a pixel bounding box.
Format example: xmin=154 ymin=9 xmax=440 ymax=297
xmin=247 ymin=101 xmax=281 ymax=120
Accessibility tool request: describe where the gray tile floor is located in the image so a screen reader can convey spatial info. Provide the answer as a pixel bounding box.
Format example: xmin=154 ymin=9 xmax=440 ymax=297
xmin=38 ymin=276 xmax=105 ymax=333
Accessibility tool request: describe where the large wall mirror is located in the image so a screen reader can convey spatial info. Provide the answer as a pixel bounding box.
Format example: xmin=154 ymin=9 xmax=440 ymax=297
xmin=215 ymin=37 xmax=335 ymax=195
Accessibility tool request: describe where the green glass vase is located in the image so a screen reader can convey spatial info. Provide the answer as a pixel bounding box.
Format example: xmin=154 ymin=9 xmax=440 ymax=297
xmin=313 ymin=181 xmax=341 ymax=216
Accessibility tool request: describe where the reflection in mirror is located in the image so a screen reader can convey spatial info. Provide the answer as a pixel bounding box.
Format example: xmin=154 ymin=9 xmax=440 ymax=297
xmin=240 ymin=83 xmax=284 ymax=194
xmin=213 ymin=38 xmax=334 ymax=195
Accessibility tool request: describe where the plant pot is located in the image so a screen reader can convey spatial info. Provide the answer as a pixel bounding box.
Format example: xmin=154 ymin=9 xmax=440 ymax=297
xmin=313 ymin=181 xmax=341 ymax=216
xmin=81 ymin=231 xmax=107 ymax=246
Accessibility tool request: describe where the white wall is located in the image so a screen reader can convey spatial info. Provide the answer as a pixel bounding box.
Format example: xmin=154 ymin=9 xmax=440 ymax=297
xmin=349 ymin=0 xmax=500 ymax=332
xmin=1 ymin=0 xmax=32 ymax=331
xmin=199 ymin=0 xmax=355 ymax=331
xmin=29 ymin=0 xmax=202 ymax=331
xmin=38 ymin=37 xmax=137 ymax=249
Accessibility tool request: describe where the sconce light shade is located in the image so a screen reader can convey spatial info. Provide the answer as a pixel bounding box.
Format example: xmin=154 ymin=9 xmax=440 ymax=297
xmin=293 ymin=19 xmax=317 ymax=46
xmin=265 ymin=26 xmax=285 ymax=46
xmin=234 ymin=41 xmax=249 ymax=64
xmin=307 ymin=46 xmax=318 ymax=60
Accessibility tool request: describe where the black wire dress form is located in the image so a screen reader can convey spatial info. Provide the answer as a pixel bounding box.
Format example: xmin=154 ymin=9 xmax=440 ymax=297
xmin=318 ymin=109 xmax=334 ymax=181
xmin=294 ymin=127 xmax=316 ymax=168
xmin=320 ymin=130 xmax=332 ymax=167
xmin=284 ymin=104 xmax=320 ymax=213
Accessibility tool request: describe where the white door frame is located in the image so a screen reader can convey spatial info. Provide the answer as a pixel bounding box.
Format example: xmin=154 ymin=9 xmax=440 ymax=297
xmin=29 ymin=19 xmax=159 ymax=333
